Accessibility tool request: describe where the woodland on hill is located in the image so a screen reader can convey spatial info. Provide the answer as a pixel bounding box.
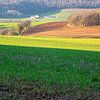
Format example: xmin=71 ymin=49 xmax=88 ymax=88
xmin=0 ymin=0 xmax=100 ymax=18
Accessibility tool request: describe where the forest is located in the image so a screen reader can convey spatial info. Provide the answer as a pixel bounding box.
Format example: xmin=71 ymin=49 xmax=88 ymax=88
xmin=0 ymin=0 xmax=100 ymax=18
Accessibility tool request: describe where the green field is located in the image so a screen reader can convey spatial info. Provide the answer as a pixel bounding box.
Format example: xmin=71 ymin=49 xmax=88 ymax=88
xmin=0 ymin=36 xmax=100 ymax=99
xmin=0 ymin=21 xmax=46 ymax=29
xmin=40 ymin=9 xmax=74 ymax=22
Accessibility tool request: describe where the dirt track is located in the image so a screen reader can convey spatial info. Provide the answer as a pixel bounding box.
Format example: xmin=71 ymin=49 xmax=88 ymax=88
xmin=23 ymin=22 xmax=100 ymax=38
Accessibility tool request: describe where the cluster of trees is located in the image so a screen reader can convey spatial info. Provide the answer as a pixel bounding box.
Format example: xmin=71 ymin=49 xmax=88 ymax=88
xmin=18 ymin=20 xmax=31 ymax=35
xmin=0 ymin=28 xmax=17 ymax=35
xmin=0 ymin=0 xmax=100 ymax=18
xmin=0 ymin=20 xmax=31 ymax=35
xmin=68 ymin=10 xmax=100 ymax=27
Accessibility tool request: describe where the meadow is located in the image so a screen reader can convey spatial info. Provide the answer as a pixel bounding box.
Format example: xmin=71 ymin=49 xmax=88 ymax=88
xmin=40 ymin=9 xmax=74 ymax=22
xmin=0 ymin=22 xmax=46 ymax=29
xmin=0 ymin=36 xmax=100 ymax=99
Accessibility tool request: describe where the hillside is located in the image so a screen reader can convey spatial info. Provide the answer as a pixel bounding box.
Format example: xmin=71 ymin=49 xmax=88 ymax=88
xmin=0 ymin=0 xmax=100 ymax=18
xmin=23 ymin=22 xmax=100 ymax=38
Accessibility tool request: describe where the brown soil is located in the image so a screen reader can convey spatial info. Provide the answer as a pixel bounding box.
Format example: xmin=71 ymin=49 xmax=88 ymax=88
xmin=0 ymin=85 xmax=100 ymax=100
xmin=23 ymin=22 xmax=100 ymax=38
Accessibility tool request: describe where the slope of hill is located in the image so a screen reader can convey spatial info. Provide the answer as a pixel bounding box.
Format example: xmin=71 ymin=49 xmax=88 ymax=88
xmin=0 ymin=0 xmax=100 ymax=18
xmin=23 ymin=22 xmax=100 ymax=38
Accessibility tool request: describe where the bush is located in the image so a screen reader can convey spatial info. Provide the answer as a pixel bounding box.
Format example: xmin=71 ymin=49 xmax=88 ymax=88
xmin=0 ymin=28 xmax=18 ymax=36
xmin=67 ymin=10 xmax=100 ymax=27
xmin=0 ymin=28 xmax=9 ymax=35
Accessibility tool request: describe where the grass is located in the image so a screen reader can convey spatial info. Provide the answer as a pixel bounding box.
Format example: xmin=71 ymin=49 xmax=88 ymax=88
xmin=0 ymin=22 xmax=17 ymax=28
xmin=0 ymin=36 xmax=100 ymax=99
xmin=40 ymin=9 xmax=74 ymax=22
xmin=0 ymin=22 xmax=46 ymax=29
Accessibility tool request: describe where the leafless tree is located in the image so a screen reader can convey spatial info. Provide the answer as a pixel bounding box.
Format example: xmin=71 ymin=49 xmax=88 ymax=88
xmin=18 ymin=20 xmax=32 ymax=35
xmin=67 ymin=10 xmax=100 ymax=27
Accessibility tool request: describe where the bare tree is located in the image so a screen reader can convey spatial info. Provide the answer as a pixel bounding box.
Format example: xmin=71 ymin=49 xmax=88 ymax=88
xmin=67 ymin=10 xmax=100 ymax=27
xmin=18 ymin=20 xmax=32 ymax=35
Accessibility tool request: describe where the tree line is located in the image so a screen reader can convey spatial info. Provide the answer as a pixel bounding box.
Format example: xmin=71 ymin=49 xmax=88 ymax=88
xmin=0 ymin=20 xmax=31 ymax=35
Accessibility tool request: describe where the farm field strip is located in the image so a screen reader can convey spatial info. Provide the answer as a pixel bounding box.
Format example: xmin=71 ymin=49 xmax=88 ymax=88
xmin=0 ymin=36 xmax=100 ymax=51
xmin=0 ymin=22 xmax=47 ymax=29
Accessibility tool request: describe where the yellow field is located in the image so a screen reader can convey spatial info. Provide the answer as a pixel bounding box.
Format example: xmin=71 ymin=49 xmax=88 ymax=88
xmin=0 ymin=36 xmax=100 ymax=51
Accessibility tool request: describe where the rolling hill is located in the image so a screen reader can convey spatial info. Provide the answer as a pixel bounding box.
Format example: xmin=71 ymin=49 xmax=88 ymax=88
xmin=22 ymin=22 xmax=100 ymax=38
xmin=0 ymin=0 xmax=100 ymax=18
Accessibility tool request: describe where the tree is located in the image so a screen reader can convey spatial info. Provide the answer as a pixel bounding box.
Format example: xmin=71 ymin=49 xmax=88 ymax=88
xmin=18 ymin=20 xmax=31 ymax=35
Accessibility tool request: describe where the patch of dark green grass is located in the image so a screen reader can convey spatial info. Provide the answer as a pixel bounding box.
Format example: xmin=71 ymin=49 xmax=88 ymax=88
xmin=0 ymin=45 xmax=100 ymax=99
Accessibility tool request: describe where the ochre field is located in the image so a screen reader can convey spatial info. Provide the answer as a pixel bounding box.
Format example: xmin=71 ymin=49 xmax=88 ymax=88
xmin=23 ymin=22 xmax=100 ymax=38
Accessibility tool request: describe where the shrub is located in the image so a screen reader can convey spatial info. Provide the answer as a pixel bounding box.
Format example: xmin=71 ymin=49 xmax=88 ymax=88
xmin=0 ymin=28 xmax=9 ymax=35
xmin=0 ymin=28 xmax=18 ymax=36
xmin=6 ymin=29 xmax=18 ymax=35
xmin=67 ymin=10 xmax=100 ymax=27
